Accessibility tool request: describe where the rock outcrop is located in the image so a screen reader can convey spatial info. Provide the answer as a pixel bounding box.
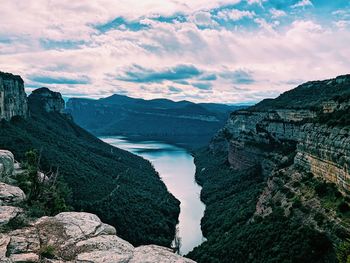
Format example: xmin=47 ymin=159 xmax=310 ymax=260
xmin=28 ymin=87 xmax=65 ymax=113
xmin=0 ymin=150 xmax=15 ymax=179
xmin=0 ymin=150 xmax=195 ymax=263
xmin=0 ymin=211 xmax=195 ymax=263
xmin=0 ymin=72 xmax=28 ymax=121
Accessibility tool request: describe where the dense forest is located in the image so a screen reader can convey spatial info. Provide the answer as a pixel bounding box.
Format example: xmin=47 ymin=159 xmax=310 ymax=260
xmin=251 ymin=74 xmax=350 ymax=110
xmin=187 ymin=149 xmax=350 ymax=263
xmin=0 ymin=101 xmax=180 ymax=247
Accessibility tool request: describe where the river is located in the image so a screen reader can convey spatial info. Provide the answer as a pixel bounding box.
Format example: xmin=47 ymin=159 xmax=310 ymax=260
xmin=100 ymin=136 xmax=205 ymax=254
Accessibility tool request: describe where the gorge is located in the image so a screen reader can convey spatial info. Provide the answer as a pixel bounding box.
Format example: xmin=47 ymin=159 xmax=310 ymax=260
xmin=0 ymin=70 xmax=350 ymax=263
xmin=100 ymin=136 xmax=206 ymax=255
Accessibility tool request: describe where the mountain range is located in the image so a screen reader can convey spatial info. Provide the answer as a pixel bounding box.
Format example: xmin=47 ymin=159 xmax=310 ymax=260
xmin=66 ymin=94 xmax=245 ymax=148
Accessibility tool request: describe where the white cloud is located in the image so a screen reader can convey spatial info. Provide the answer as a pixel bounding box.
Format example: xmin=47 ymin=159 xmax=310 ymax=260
xmin=190 ymin=11 xmax=218 ymax=27
xmin=292 ymin=0 xmax=313 ymax=8
xmin=246 ymin=0 xmax=266 ymax=6
xmin=0 ymin=1 xmax=349 ymax=103
xmin=254 ymin=18 xmax=276 ymax=33
xmin=217 ymin=9 xmax=255 ymax=21
xmin=270 ymin=8 xmax=287 ymax=18
xmin=334 ymin=20 xmax=350 ymax=29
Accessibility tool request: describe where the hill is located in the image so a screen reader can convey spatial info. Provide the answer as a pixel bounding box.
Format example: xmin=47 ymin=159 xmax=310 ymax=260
xmin=66 ymin=94 xmax=244 ymax=148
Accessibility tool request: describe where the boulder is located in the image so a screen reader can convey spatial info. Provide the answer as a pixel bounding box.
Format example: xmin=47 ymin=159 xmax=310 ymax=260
xmin=10 ymin=252 xmax=39 ymax=262
xmin=0 ymin=183 xmax=26 ymax=205
xmin=0 ymin=234 xmax=10 ymax=259
xmin=0 ymin=150 xmax=15 ymax=178
xmin=75 ymin=235 xmax=134 ymax=262
xmin=2 ymin=211 xmax=196 ymax=263
xmin=36 ymin=212 xmax=117 ymax=244
xmin=0 ymin=206 xmax=23 ymax=226
xmin=6 ymin=227 xmax=40 ymax=255
xmin=129 ymin=245 xmax=196 ymax=263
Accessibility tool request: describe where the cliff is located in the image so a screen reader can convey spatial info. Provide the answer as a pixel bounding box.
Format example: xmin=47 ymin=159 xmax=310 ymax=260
xmin=28 ymin=87 xmax=65 ymax=113
xmin=0 ymin=72 xmax=28 ymax=121
xmin=212 ymin=74 xmax=350 ymax=194
xmin=188 ymin=74 xmax=350 ymax=263
xmin=0 ymin=150 xmax=194 ymax=263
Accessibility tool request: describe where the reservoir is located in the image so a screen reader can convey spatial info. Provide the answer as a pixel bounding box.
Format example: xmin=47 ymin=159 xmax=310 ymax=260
xmin=100 ymin=136 xmax=205 ymax=254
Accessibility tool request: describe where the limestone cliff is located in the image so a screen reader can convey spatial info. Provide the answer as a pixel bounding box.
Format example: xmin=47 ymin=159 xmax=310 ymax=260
xmin=0 ymin=150 xmax=194 ymax=263
xmin=28 ymin=87 xmax=65 ymax=113
xmin=0 ymin=72 xmax=28 ymax=121
xmin=211 ymin=74 xmax=350 ymax=194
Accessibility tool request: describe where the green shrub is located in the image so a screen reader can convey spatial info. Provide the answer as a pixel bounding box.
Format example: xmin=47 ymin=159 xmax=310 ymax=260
xmin=40 ymin=245 xmax=56 ymax=259
xmin=338 ymin=201 xmax=350 ymax=214
xmin=337 ymin=239 xmax=350 ymax=263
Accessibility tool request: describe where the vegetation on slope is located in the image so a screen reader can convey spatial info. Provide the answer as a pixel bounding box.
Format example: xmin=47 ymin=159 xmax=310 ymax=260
xmin=251 ymin=75 xmax=350 ymax=110
xmin=0 ymin=107 xmax=180 ymax=247
xmin=66 ymin=94 xmax=243 ymax=148
xmin=187 ymin=149 xmax=350 ymax=263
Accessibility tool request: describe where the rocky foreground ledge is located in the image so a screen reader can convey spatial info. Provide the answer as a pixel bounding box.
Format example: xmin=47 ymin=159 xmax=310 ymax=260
xmin=0 ymin=150 xmax=195 ymax=263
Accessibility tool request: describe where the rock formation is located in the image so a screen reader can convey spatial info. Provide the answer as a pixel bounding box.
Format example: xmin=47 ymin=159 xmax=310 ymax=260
xmin=0 ymin=150 xmax=195 ymax=263
xmin=211 ymin=74 xmax=350 ymax=194
xmin=28 ymin=87 xmax=65 ymax=113
xmin=0 ymin=72 xmax=28 ymax=121
xmin=0 ymin=211 xmax=195 ymax=262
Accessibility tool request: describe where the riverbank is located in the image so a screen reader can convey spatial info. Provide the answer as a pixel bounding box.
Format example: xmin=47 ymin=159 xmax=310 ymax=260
xmin=100 ymin=136 xmax=206 ymax=254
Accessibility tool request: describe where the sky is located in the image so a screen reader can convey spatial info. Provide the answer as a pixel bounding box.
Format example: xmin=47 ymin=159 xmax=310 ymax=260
xmin=0 ymin=0 xmax=350 ymax=104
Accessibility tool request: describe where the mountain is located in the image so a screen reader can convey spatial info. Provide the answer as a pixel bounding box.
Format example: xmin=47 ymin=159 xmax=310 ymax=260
xmin=0 ymin=72 xmax=180 ymax=248
xmin=188 ymin=75 xmax=350 ymax=262
xmin=66 ymin=94 xmax=244 ymax=148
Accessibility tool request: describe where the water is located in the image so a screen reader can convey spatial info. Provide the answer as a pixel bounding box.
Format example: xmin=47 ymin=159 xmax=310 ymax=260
xmin=100 ymin=136 xmax=205 ymax=254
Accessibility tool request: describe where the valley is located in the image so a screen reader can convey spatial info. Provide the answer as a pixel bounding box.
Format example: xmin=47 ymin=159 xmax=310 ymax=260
xmin=100 ymin=136 xmax=206 ymax=255
xmin=66 ymin=94 xmax=244 ymax=149
xmin=0 ymin=70 xmax=350 ymax=263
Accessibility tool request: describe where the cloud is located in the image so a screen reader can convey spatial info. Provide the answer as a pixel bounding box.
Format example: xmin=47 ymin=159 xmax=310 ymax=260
xmin=220 ymin=69 xmax=255 ymax=84
xmin=190 ymin=11 xmax=218 ymax=27
xmin=292 ymin=0 xmax=313 ymax=8
xmin=192 ymin=82 xmax=213 ymax=90
xmin=217 ymin=9 xmax=255 ymax=21
xmin=95 ymin=17 xmax=150 ymax=33
xmin=117 ymin=64 xmax=203 ymax=83
xmin=246 ymin=0 xmax=266 ymax=6
xmin=0 ymin=1 xmax=349 ymax=103
xmin=334 ymin=20 xmax=350 ymax=29
xmin=198 ymin=74 xmax=217 ymax=81
xmin=29 ymin=75 xmax=91 ymax=85
xmin=168 ymin=86 xmax=183 ymax=93
xmin=269 ymin=8 xmax=287 ymax=18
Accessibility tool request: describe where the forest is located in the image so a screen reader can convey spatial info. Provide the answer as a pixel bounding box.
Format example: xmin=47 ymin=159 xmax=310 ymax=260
xmin=0 ymin=105 xmax=180 ymax=247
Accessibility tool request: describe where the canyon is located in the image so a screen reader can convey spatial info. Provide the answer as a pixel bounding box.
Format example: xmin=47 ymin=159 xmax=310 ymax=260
xmin=1 ymin=70 xmax=350 ymax=262
xmin=188 ymin=74 xmax=350 ymax=262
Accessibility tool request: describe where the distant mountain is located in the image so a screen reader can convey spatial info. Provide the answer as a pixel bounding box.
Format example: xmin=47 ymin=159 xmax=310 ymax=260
xmin=66 ymin=94 xmax=245 ymax=148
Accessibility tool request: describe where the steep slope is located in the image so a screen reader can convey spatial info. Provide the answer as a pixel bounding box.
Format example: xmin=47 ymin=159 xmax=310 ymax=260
xmin=66 ymin=94 xmax=243 ymax=148
xmin=0 ymin=73 xmax=180 ymax=247
xmin=188 ymin=75 xmax=350 ymax=263
xmin=0 ymin=150 xmax=193 ymax=263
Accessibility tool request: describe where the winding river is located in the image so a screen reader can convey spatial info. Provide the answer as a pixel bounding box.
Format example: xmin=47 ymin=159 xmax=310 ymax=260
xmin=100 ymin=136 xmax=205 ymax=254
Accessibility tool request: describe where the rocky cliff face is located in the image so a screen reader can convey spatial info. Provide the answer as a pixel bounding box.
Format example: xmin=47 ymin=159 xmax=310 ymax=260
xmin=28 ymin=87 xmax=65 ymax=113
xmin=0 ymin=72 xmax=28 ymax=121
xmin=0 ymin=150 xmax=194 ymax=263
xmin=211 ymin=74 xmax=350 ymax=194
